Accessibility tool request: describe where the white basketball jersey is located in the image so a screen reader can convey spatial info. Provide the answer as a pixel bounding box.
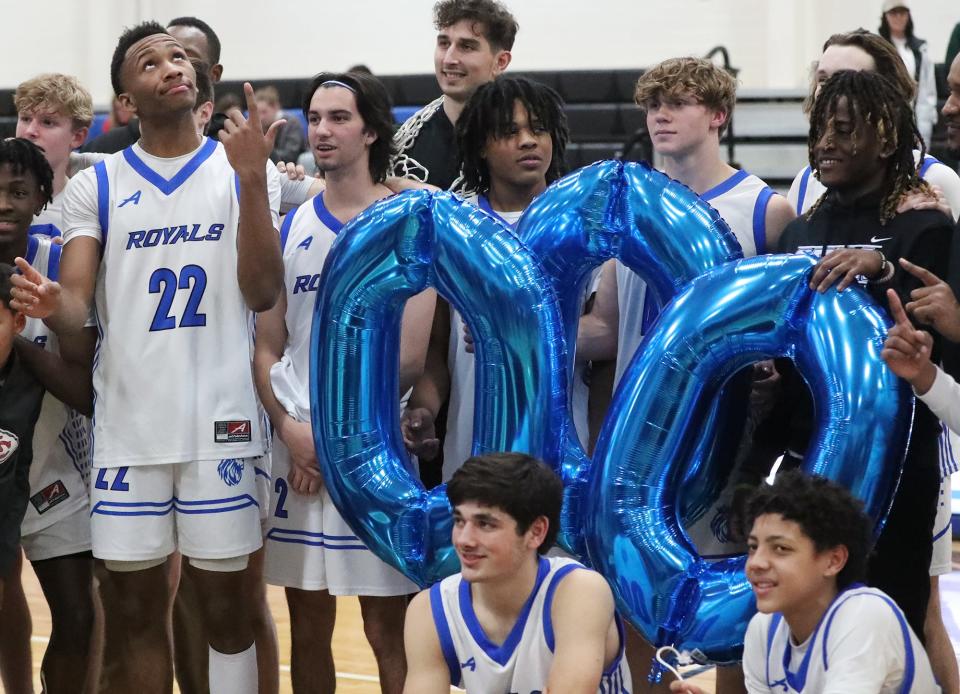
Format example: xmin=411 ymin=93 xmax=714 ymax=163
xmin=29 ymin=192 xmax=65 ymax=239
xmin=269 ymin=192 xmax=342 ymax=422
xmin=20 ymin=234 xmax=91 ymax=534
xmin=747 ymin=586 xmax=937 ymax=693
xmin=616 ymin=169 xmax=776 ymax=384
xmin=65 ymin=138 xmax=268 ymax=466
xmin=430 ymin=556 xmax=631 ymax=693
xmin=443 ymin=195 xmax=591 ymax=480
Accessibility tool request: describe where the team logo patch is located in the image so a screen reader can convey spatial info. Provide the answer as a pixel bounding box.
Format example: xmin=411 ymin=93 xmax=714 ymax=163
xmin=29 ymin=480 xmax=70 ymax=514
xmin=217 ymin=459 xmax=244 ymax=486
xmin=0 ymin=429 xmax=19 ymax=465
xmin=215 ymin=420 xmax=252 ymax=443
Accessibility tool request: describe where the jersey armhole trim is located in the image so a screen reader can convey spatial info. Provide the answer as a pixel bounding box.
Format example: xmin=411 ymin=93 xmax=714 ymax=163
xmin=279 ymin=205 xmax=299 ymax=252
xmin=542 ymin=563 xmax=585 ymax=652
xmin=821 ymin=590 xmax=915 ymax=694
xmin=94 ymin=161 xmax=109 ymax=246
xmin=753 ymin=187 xmax=775 ymax=255
xmin=796 ymin=167 xmax=812 ymax=216
xmin=429 ymin=583 xmax=461 ymax=686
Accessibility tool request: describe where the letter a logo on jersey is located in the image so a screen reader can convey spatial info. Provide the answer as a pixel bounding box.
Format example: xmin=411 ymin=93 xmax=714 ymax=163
xmin=119 ymin=190 xmax=142 ymax=207
xmin=297 ymin=236 xmax=313 ymax=251
xmin=460 ymin=657 xmax=476 ymax=672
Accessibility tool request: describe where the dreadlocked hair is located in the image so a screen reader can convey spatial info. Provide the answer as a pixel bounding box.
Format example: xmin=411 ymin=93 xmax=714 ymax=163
xmin=806 ymin=70 xmax=928 ymax=225
xmin=0 ymin=138 xmax=54 ymax=209
xmin=456 ymin=76 xmax=569 ymax=195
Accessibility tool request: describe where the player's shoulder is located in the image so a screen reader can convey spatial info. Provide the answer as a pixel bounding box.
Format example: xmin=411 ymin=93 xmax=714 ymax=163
xmin=549 ymin=561 xmax=611 ymax=602
xmin=409 ymin=586 xmax=434 ymax=614
xmin=827 ymin=586 xmax=904 ymax=628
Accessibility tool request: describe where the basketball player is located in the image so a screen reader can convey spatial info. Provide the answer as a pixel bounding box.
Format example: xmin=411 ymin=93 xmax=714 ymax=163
xmin=10 ymin=22 xmax=284 ymax=694
xmin=403 ymin=452 xmax=630 ymax=693
xmin=13 ymin=75 xmax=99 ymax=692
xmin=402 ymin=76 xmax=574 ymax=479
xmin=255 ymin=71 xmax=434 ymax=693
xmin=0 ymin=137 xmax=93 ymax=694
xmin=576 ymin=56 xmax=794 ymax=693
xmin=671 ymin=470 xmax=937 ymax=693
xmin=391 ymin=0 xmax=516 ymax=189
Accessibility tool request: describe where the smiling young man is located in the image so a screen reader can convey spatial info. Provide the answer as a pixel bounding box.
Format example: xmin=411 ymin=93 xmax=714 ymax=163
xmin=10 ymin=21 xmax=284 ymax=694
xmin=0 ymin=138 xmax=96 ymax=694
xmin=12 ymin=75 xmax=100 ymax=691
xmin=255 ymin=71 xmax=434 ymax=694
xmin=392 ymin=0 xmax=516 ymax=189
xmin=403 ymin=452 xmax=630 ymax=693
xmin=402 ymin=76 xmax=574 ymax=479
xmin=673 ymin=470 xmax=937 ymax=694
xmin=753 ymin=70 xmax=953 ymax=662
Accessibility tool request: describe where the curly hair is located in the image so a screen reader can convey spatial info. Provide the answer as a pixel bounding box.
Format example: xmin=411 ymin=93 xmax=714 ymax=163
xmin=301 ymin=72 xmax=397 ymax=183
xmin=457 ymin=76 xmax=568 ymax=194
xmin=807 ymin=69 xmax=928 ymax=225
xmin=447 ymin=452 xmax=563 ymax=555
xmin=633 ymin=57 xmax=738 ymax=137
xmin=0 ymin=138 xmax=54 ymax=210
xmin=434 ymin=0 xmax=518 ymax=52
xmin=803 ymin=29 xmax=916 ymax=115
xmin=15 ymin=74 xmax=93 ymax=129
xmin=744 ymin=469 xmax=873 ymax=590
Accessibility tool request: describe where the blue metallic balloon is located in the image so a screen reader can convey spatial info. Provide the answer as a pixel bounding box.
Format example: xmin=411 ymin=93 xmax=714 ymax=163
xmin=583 ymin=254 xmax=912 ymax=663
xmin=310 ymin=190 xmax=567 ymax=586
xmin=516 ymin=160 xmax=744 ymax=555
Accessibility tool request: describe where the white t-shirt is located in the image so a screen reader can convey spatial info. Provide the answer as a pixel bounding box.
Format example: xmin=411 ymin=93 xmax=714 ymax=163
xmin=62 ymin=138 xmax=281 ymax=466
xmin=742 ymin=585 xmax=938 ymax=693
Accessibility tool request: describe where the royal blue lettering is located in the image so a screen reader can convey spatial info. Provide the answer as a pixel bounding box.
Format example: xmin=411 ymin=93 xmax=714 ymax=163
xmin=124 ymin=222 xmax=228 ymax=250
xmin=297 ymin=236 xmax=313 ymax=251
xmin=143 ymin=228 xmax=162 ymax=247
xmin=126 ymin=230 xmax=145 ymax=249
xmin=170 ymin=225 xmax=190 ymax=243
xmin=292 ymin=274 xmax=323 ymax=294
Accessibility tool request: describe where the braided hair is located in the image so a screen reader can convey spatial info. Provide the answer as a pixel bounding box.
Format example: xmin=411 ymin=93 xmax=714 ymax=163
xmin=807 ymin=70 xmax=927 ymax=225
xmin=456 ymin=76 xmax=569 ymax=195
xmin=0 ymin=138 xmax=54 ymax=209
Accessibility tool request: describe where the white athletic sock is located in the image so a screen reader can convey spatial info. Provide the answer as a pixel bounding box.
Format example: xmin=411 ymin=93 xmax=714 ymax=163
xmin=209 ymin=643 xmax=257 ymax=694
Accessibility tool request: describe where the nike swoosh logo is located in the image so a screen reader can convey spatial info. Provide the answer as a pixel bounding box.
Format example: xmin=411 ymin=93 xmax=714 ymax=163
xmin=870 ymin=236 xmax=892 ymax=243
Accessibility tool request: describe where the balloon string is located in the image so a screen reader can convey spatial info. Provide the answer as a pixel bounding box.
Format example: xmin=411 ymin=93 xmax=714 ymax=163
xmin=656 ymin=646 xmax=686 ymax=682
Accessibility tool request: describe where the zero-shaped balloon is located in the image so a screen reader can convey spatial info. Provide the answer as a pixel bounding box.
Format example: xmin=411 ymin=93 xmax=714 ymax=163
xmin=516 ymin=160 xmax=746 ymax=555
xmin=310 ymin=190 xmax=568 ymax=586
xmin=583 ymin=253 xmax=912 ymax=663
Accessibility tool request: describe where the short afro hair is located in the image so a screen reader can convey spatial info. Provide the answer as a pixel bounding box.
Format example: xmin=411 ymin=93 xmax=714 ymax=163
xmin=744 ymin=469 xmax=873 ymax=590
xmin=167 ymin=16 xmax=221 ymax=64
xmin=0 ymin=138 xmax=54 ymax=210
xmin=110 ymin=21 xmax=169 ymax=96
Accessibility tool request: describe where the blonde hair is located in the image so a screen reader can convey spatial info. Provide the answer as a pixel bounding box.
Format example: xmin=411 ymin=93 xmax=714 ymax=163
xmin=14 ymin=74 xmax=93 ymax=129
xmin=633 ymin=57 xmax=737 ymax=136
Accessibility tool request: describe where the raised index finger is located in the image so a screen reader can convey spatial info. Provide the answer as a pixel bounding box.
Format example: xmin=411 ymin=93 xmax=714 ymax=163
xmin=886 ymin=288 xmax=911 ymax=326
xmin=241 ymin=82 xmax=258 ymax=128
xmin=899 ymin=257 xmax=940 ymax=287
